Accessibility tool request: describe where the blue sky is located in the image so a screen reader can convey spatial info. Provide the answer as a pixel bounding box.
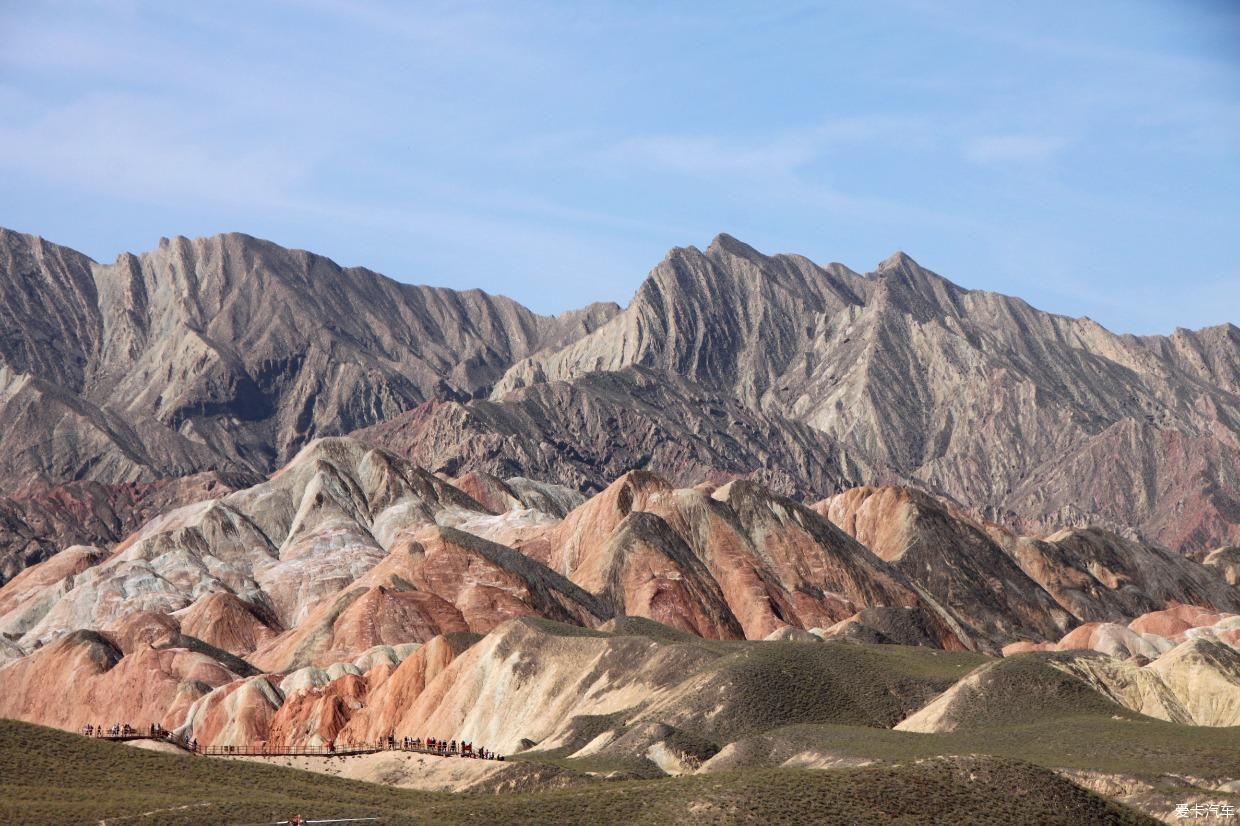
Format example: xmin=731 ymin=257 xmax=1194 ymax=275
xmin=1 ymin=1 xmax=1237 ymax=333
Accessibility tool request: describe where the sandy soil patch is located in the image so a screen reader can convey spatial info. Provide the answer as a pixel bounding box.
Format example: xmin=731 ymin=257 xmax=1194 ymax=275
xmin=123 ymin=739 xmax=193 ymax=755
xmin=229 ymin=751 xmax=510 ymax=792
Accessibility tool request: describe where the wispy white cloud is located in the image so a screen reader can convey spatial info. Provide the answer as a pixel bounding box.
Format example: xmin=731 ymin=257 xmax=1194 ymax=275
xmin=572 ymin=117 xmax=978 ymax=239
xmin=963 ymin=134 xmax=1069 ymax=166
xmin=0 ymin=91 xmax=320 ymax=208
xmin=596 ymin=115 xmax=935 ymax=180
xmin=603 ymin=133 xmax=818 ymax=180
xmin=894 ymin=0 xmax=1240 ymax=159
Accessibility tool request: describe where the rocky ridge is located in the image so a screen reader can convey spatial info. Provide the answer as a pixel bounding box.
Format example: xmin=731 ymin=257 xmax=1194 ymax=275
xmin=0 ymin=227 xmax=618 ymax=494
xmin=358 ymin=366 xmax=891 ymax=500
xmin=491 ymin=235 xmax=1240 ymax=553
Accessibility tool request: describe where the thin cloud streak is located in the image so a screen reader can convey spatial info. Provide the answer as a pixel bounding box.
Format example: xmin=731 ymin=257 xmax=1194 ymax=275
xmin=964 ymin=135 xmax=1070 ymax=166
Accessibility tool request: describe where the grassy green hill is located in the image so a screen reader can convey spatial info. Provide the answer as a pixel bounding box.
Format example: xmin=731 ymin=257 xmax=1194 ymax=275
xmin=729 ymin=654 xmax=1240 ymax=780
xmin=0 ymin=719 xmax=1157 ymax=825
xmin=1 ymin=628 xmax=1231 ymax=824
xmin=508 ymin=635 xmax=1240 ymax=797
xmin=702 ymin=715 xmax=1240 ymax=778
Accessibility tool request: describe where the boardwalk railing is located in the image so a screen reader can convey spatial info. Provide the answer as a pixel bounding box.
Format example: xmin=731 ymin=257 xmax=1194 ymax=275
xmin=94 ymin=733 xmax=198 ymax=753
xmin=203 ymin=745 xmax=380 ymax=757
xmin=201 ymin=744 xmax=502 ymax=759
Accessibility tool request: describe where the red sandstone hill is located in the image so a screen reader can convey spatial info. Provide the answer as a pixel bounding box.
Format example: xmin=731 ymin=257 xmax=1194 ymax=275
xmin=1 ymin=436 xmax=1236 ymax=756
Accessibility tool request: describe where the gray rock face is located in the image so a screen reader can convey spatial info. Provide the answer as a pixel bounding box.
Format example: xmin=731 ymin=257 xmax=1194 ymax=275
xmin=0 ymin=227 xmax=618 ymax=493
xmin=1203 ymin=546 xmax=1240 ymax=586
xmin=359 ymin=365 xmax=892 ymax=499
xmin=492 ymin=235 xmax=1240 ymax=553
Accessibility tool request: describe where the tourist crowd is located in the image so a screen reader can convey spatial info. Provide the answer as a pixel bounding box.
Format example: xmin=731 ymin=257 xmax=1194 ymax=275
xmin=80 ymin=723 xmax=502 ymax=760
xmin=80 ymin=722 xmax=197 ymax=751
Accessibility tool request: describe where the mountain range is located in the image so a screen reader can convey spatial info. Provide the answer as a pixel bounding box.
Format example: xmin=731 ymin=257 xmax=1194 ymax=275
xmin=488 ymin=234 xmax=1240 ymax=552
xmin=2 ymin=224 xmax=1238 ymax=822
xmin=1 ymin=226 xmax=1236 ymax=584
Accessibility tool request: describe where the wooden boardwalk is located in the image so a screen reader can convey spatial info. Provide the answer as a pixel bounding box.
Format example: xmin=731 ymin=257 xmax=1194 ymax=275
xmin=93 ymin=734 xmax=502 ymax=761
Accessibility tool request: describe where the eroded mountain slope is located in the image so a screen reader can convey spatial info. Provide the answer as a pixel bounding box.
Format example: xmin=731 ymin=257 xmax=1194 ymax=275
xmin=493 ymin=235 xmax=1240 ymax=552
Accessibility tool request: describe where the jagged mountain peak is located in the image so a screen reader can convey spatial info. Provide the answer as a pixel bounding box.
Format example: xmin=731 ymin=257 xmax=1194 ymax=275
xmin=704 ymin=232 xmax=766 ymax=262
xmin=871 ymin=250 xmax=968 ymax=304
xmin=876 ymin=249 xmax=921 ymax=271
xmin=0 ymin=226 xmax=78 ymax=257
